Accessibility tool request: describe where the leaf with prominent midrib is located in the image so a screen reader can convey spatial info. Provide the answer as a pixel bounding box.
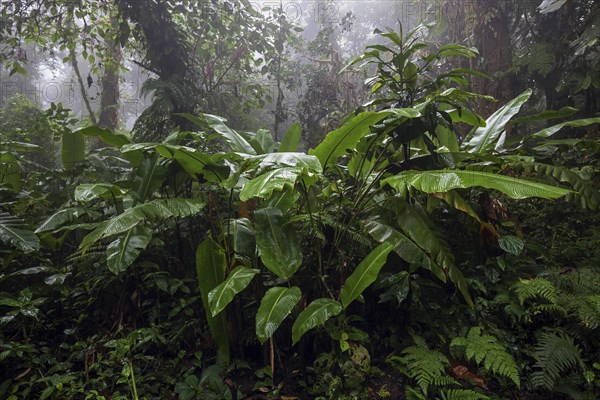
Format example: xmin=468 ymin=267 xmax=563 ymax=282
xmin=106 ymin=226 xmax=152 ymax=274
xmin=279 ymin=122 xmax=301 ymax=152
xmin=310 ymin=111 xmax=390 ymax=168
xmin=383 ymin=169 xmax=571 ymax=200
xmin=80 ymin=199 xmax=204 ymax=250
xmin=292 ymin=298 xmax=343 ymax=344
xmin=240 ymin=167 xmax=304 ymax=201
xmin=463 ymin=89 xmax=532 ymax=153
xmin=0 ymin=213 xmax=40 ymax=253
xmin=340 ymin=241 xmax=395 ymax=308
xmin=196 ymin=238 xmax=230 ymax=358
xmin=256 ymin=286 xmax=301 ymax=344
xmin=61 ymin=131 xmax=86 ymax=169
xmin=253 ymin=208 xmax=302 ymax=280
xmin=208 ymin=267 xmax=260 ymax=317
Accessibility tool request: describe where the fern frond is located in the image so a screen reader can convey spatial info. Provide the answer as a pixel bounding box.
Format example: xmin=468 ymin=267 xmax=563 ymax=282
xmin=531 ymin=331 xmax=585 ymax=390
xmin=560 ymin=294 xmax=600 ymax=330
xmin=451 ymin=327 xmax=520 ymax=387
xmin=513 ymin=278 xmax=557 ymax=305
xmin=388 ymin=336 xmax=454 ymax=395
xmin=439 ymin=388 xmax=490 ymax=400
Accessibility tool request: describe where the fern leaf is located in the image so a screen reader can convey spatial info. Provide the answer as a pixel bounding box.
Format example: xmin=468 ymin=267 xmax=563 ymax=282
xmin=440 ymin=388 xmax=490 ymax=400
xmin=451 ymin=327 xmax=520 ymax=387
xmin=531 ymin=331 xmax=585 ymax=390
xmin=388 ymin=336 xmax=454 ymax=395
xmin=513 ymin=278 xmax=557 ymax=305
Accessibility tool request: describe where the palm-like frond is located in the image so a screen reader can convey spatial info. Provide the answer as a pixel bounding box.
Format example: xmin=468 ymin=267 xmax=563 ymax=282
xmin=0 ymin=212 xmax=40 ymax=253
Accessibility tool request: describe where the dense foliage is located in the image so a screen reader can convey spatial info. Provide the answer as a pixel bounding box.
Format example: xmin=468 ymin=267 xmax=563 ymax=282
xmin=1 ymin=1 xmax=600 ymax=400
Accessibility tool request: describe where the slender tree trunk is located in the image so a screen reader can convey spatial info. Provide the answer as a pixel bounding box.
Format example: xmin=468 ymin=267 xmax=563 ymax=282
xmin=98 ymin=18 xmax=122 ymax=132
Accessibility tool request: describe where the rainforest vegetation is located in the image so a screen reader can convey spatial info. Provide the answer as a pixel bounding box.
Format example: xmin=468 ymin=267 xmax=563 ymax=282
xmin=1 ymin=0 xmax=600 ymax=399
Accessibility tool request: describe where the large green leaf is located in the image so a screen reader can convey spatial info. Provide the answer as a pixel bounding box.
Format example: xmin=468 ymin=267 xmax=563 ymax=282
xmin=310 ymin=111 xmax=391 ymax=168
xmin=36 ymin=208 xmax=89 ymax=233
xmin=77 ymin=126 xmax=132 ymax=148
xmin=240 ymin=167 xmax=304 ymax=201
xmin=196 ymin=238 xmax=230 ymax=358
xmin=0 ymin=212 xmax=40 ymax=253
xmin=258 ymin=153 xmax=323 ymax=174
xmin=463 ymin=89 xmax=532 ymax=153
xmin=365 ymin=220 xmax=446 ymax=281
xmin=106 ymin=226 xmax=152 ymax=274
xmin=180 ymin=113 xmax=256 ymax=154
xmin=80 ymin=199 xmax=204 ymax=250
xmin=208 ymin=266 xmax=260 ymax=317
xmin=255 ymin=286 xmax=301 ymax=344
xmin=396 ymin=201 xmax=472 ymax=305
xmin=132 ymin=153 xmax=167 ymax=203
xmin=383 ymin=169 xmax=571 ymax=200
xmin=340 ymin=241 xmax=395 ymax=308
xmin=252 ymin=128 xmax=274 ymax=154
xmin=74 ymin=184 xmax=126 ymax=203
xmin=530 ymin=117 xmax=600 ymax=139
xmin=61 ymin=131 xmax=86 ymax=169
xmin=292 ymin=298 xmax=343 ymax=345
xmin=253 ymin=208 xmax=302 ymax=280
xmin=279 ymin=122 xmax=301 ymax=152
xmin=227 ymin=218 xmax=256 ymax=261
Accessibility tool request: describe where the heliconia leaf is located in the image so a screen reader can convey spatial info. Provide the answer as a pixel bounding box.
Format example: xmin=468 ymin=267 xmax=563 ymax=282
xmin=279 ymin=122 xmax=301 ymax=152
xmin=365 ymin=220 xmax=446 ymax=281
xmin=340 ymin=241 xmax=395 ymax=308
xmin=431 ymin=191 xmax=481 ymax=222
xmin=132 ymin=152 xmax=166 ymax=203
xmin=61 ymin=131 xmax=86 ymax=169
xmin=0 ymin=212 xmax=40 ymax=253
xmin=76 ymin=126 xmax=131 ymax=148
xmin=463 ymin=89 xmax=532 ymax=153
xmin=510 ymin=106 xmax=578 ymax=124
xmin=530 ymin=117 xmax=600 ymax=139
xmin=179 ymin=113 xmax=256 ymax=154
xmin=255 ymin=286 xmax=301 ymax=344
xmin=384 ymin=169 xmax=571 ymax=200
xmin=36 ymin=208 xmax=88 ymax=233
xmin=173 ymin=148 xmax=229 ymax=182
xmin=208 ymin=267 xmax=260 ymax=317
xmin=292 ymin=298 xmax=343 ymax=345
xmin=196 ymin=238 xmax=230 ymax=358
xmin=74 ymin=183 xmax=126 ymax=203
xmin=80 ymin=199 xmax=204 ymax=251
xmin=106 ymin=226 xmax=152 ymax=274
xmin=258 ymin=153 xmax=323 ymax=174
xmin=310 ymin=111 xmax=391 ymax=168
xmin=253 ymin=208 xmax=302 ymax=280
xmin=240 ymin=167 xmax=304 ymax=201
xmin=253 ymin=128 xmax=274 ymax=154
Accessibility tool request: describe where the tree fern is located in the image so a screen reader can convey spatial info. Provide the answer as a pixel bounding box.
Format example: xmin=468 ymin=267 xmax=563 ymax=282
xmin=451 ymin=327 xmax=520 ymax=387
xmin=439 ymin=388 xmax=490 ymax=400
xmin=531 ymin=331 xmax=585 ymax=390
xmin=388 ymin=336 xmax=456 ymax=395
